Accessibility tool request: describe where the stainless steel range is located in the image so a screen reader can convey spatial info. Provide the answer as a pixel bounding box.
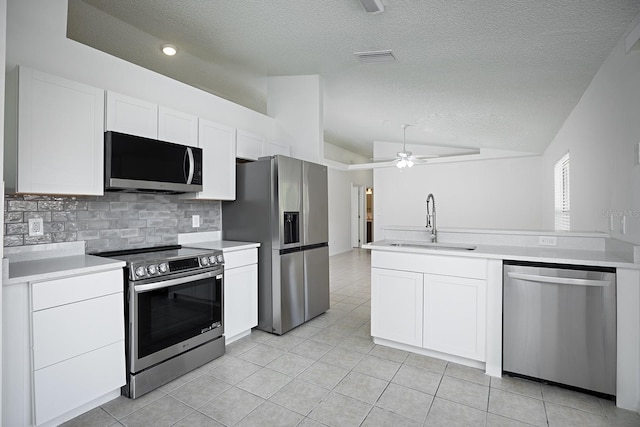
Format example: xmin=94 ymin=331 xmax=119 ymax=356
xmin=98 ymin=245 xmax=225 ymax=399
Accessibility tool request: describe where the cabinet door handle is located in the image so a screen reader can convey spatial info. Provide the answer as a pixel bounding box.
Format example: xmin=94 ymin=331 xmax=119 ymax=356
xmin=507 ymin=272 xmax=610 ymax=287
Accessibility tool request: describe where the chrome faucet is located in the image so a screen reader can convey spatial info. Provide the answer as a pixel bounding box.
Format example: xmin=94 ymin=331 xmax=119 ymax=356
xmin=426 ymin=193 xmax=437 ymax=242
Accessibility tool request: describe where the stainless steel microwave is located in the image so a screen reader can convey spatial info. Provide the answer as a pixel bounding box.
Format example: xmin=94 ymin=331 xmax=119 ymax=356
xmin=104 ymin=131 xmax=203 ymax=193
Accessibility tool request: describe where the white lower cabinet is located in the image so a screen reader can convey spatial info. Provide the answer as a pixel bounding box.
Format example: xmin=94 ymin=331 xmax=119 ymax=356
xmin=423 ymin=274 xmax=486 ymax=361
xmin=2 ymin=268 xmax=125 ymax=426
xmin=223 ymin=248 xmax=258 ymax=343
xmin=34 ymin=342 xmax=124 ymax=425
xmin=370 ymin=252 xmax=488 ymax=364
xmin=371 ymin=268 xmax=423 ymax=347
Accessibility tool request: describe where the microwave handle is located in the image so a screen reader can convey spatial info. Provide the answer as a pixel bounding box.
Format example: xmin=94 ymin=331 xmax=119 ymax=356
xmin=184 ymin=147 xmax=195 ymax=184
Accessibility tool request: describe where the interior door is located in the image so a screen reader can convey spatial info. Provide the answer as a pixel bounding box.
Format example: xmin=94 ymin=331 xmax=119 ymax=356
xmin=351 ymin=186 xmax=360 ymax=248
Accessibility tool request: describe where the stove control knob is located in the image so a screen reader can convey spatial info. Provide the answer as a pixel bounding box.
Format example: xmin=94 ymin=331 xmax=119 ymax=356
xmin=200 ymin=256 xmax=209 ymax=266
xmin=147 ymin=264 xmax=158 ymax=275
xmin=209 ymin=255 xmax=217 ymax=264
xmin=158 ymin=262 xmax=169 ymax=273
xmin=217 ymin=254 xmax=224 ymax=263
xmin=135 ymin=266 xmax=147 ymax=278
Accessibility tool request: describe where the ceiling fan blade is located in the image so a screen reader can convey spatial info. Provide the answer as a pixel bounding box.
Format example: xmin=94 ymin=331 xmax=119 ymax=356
xmin=370 ymin=157 xmax=399 ymax=162
xmin=410 ymin=154 xmax=439 ymax=160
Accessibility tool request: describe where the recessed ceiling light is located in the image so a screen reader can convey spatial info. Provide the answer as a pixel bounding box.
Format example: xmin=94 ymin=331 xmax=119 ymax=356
xmin=161 ymin=44 xmax=177 ymax=56
xmin=358 ymin=0 xmax=385 ymax=14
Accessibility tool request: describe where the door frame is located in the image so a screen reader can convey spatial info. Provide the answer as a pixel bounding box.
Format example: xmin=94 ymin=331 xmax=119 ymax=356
xmin=351 ymin=184 xmax=366 ymax=248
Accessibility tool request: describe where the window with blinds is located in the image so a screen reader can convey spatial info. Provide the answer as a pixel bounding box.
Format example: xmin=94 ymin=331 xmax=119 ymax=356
xmin=554 ymin=152 xmax=570 ymax=231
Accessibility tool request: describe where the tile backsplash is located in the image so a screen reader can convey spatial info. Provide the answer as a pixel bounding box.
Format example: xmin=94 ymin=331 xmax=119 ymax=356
xmin=4 ymin=192 xmax=221 ymax=252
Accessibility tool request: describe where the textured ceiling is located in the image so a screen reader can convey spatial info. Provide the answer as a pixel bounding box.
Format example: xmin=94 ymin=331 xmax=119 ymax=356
xmin=68 ymin=0 xmax=640 ymax=157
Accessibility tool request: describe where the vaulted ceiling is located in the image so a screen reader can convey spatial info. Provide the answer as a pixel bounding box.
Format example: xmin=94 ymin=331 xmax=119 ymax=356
xmin=68 ymin=0 xmax=640 ymax=157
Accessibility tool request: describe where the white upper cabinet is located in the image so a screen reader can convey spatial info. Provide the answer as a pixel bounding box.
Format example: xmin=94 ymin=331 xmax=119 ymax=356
xmin=106 ymin=92 xmax=198 ymax=147
xmin=105 ymin=91 xmax=158 ymax=139
xmin=236 ymin=129 xmax=264 ymax=160
xmin=5 ymin=67 xmax=105 ymax=195
xmin=264 ymin=140 xmax=291 ymax=157
xmin=158 ymin=106 xmax=198 ymax=147
xmin=180 ymin=118 xmax=236 ymax=200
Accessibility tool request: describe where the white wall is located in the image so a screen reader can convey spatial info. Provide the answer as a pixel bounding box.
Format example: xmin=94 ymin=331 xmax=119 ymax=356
xmin=267 ymin=75 xmax=323 ymax=163
xmin=541 ymin=16 xmax=640 ymax=245
xmin=325 ymin=143 xmax=372 ymax=255
xmin=373 ymin=156 xmax=542 ymax=239
xmin=6 ymin=0 xmax=275 ymax=139
xmin=0 ymin=0 xmax=6 ymax=420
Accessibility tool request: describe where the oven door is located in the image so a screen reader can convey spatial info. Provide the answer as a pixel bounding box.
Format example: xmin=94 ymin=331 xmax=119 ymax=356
xmin=129 ymin=269 xmax=223 ymax=373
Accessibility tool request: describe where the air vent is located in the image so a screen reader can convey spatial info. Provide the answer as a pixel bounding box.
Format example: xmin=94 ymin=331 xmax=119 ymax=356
xmin=358 ymin=0 xmax=385 ymax=14
xmin=353 ymin=49 xmax=396 ymax=64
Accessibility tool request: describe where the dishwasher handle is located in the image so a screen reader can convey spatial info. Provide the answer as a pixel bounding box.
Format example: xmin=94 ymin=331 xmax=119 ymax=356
xmin=507 ymin=272 xmax=611 ymax=287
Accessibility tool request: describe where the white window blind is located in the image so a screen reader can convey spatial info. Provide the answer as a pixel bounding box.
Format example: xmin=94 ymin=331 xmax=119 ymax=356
xmin=554 ymin=152 xmax=570 ymax=231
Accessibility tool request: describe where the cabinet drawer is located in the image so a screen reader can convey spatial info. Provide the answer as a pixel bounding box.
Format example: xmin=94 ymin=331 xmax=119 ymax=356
xmin=224 ymin=249 xmax=258 ymax=269
xmin=32 ymin=269 xmax=123 ymax=310
xmin=32 ymin=292 xmax=124 ymax=370
xmin=34 ymin=341 xmax=125 ymax=425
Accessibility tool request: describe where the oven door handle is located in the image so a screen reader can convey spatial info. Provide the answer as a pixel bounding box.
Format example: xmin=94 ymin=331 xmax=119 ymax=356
xmin=134 ymin=270 xmax=222 ymax=293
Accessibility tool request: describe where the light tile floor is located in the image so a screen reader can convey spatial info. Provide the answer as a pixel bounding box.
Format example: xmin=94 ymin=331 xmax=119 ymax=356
xmin=65 ymin=249 xmax=640 ymax=427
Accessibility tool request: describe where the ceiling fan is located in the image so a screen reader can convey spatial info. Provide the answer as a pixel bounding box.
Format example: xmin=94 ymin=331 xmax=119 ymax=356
xmin=371 ymin=124 xmax=438 ymax=168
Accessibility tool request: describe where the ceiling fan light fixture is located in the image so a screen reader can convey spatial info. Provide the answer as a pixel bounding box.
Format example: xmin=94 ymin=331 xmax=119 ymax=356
xmin=161 ymin=44 xmax=177 ymax=56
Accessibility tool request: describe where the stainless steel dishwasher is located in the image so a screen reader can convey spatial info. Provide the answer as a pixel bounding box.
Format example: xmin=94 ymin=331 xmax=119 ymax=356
xmin=503 ymin=260 xmax=617 ymax=396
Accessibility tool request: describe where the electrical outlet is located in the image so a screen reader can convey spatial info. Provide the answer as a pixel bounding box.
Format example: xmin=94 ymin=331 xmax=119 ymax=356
xmin=192 ymin=215 xmax=200 ymax=228
xmin=28 ymin=218 xmax=44 ymax=237
xmin=539 ymin=236 xmax=557 ymax=246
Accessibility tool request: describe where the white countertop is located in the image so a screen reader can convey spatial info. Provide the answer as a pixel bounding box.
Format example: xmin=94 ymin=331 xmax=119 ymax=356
xmin=363 ymin=240 xmax=639 ymax=269
xmin=182 ymin=240 xmax=261 ymax=252
xmin=4 ymin=254 xmax=126 ymax=286
xmin=2 ymin=238 xmax=260 ymax=286
xmin=382 ymin=225 xmax=609 ymax=238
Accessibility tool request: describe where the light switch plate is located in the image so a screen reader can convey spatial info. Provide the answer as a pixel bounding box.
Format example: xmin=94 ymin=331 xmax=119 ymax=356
xmin=192 ymin=215 xmax=200 ymax=228
xmin=28 ymin=218 xmax=44 ymax=237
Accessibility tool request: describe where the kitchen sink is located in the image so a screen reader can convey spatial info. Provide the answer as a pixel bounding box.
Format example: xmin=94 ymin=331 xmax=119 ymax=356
xmin=387 ymin=242 xmax=477 ymax=251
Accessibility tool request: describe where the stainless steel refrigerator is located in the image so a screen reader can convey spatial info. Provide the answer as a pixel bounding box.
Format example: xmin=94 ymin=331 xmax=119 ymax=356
xmin=222 ymin=155 xmax=330 ymax=335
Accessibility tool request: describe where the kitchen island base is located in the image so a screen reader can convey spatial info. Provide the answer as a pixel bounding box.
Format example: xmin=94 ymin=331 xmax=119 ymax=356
xmin=372 ymin=337 xmax=485 ymax=372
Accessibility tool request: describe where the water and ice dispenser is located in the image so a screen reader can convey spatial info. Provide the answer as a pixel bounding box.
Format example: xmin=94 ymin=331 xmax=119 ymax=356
xmin=283 ymin=211 xmax=300 ymax=244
